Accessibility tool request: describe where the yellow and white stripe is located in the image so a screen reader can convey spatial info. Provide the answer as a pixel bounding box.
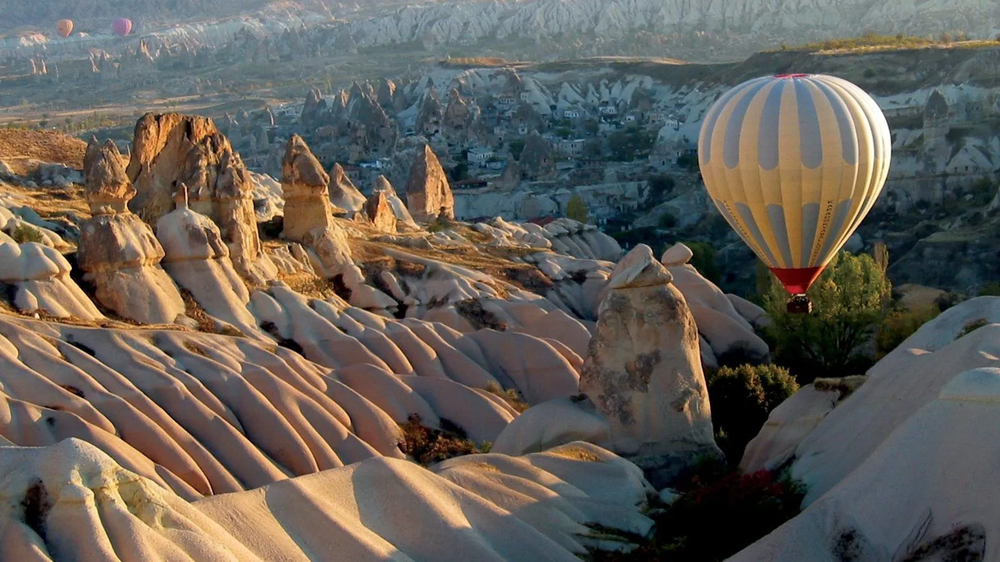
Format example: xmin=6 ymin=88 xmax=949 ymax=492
xmin=698 ymin=74 xmax=891 ymax=271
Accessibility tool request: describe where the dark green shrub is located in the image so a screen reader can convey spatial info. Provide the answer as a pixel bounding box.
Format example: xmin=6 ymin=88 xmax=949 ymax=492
xmin=658 ymin=212 xmax=677 ymax=229
xmin=706 ymin=364 xmax=799 ymax=464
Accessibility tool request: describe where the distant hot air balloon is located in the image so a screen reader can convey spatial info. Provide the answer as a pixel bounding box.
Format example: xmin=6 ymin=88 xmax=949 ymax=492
xmin=112 ymin=18 xmax=133 ymax=36
xmin=56 ymin=19 xmax=74 ymax=38
xmin=698 ymin=74 xmax=891 ymax=313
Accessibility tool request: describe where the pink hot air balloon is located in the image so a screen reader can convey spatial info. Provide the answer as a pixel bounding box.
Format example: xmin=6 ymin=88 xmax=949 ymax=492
xmin=111 ymin=18 xmax=133 ymax=36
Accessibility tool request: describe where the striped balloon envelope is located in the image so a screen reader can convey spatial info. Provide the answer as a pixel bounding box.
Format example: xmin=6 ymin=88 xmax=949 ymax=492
xmin=698 ymin=73 xmax=891 ymax=295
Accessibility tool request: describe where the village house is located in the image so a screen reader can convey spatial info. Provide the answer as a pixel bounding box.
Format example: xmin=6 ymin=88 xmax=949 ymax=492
xmin=467 ymin=147 xmax=495 ymax=166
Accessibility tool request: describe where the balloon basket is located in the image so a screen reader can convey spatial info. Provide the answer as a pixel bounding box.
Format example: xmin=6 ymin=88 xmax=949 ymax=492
xmin=787 ymin=294 xmax=812 ymax=314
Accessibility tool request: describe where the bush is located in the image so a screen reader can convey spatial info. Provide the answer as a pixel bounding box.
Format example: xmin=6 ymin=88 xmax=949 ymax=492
xmin=658 ymin=212 xmax=677 ymax=229
xmin=592 ymin=463 xmax=806 ymax=562
xmin=660 ymin=469 xmax=805 ymax=561
xmin=875 ymin=306 xmax=940 ymax=359
xmin=958 ymin=318 xmax=989 ymax=338
xmin=11 ymin=225 xmax=44 ymax=244
xmin=706 ymin=364 xmax=799 ymax=464
xmin=934 ymin=291 xmax=965 ymax=312
xmin=762 ymin=251 xmax=891 ymax=382
xmin=485 ymin=382 xmax=530 ymax=413
xmin=399 ymin=414 xmax=488 ymax=466
xmin=978 ymin=282 xmax=1000 ymax=297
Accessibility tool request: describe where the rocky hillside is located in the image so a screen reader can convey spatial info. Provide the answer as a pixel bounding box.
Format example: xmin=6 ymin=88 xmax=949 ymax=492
xmin=4 ymin=0 xmax=998 ymax=62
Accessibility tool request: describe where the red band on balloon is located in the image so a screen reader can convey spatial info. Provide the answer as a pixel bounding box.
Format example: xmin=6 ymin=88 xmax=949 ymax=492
xmin=775 ymin=73 xmax=809 ymax=79
xmin=770 ymin=267 xmax=823 ymax=295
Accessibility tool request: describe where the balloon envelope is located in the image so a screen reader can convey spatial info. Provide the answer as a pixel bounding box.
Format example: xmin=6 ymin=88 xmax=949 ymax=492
xmin=112 ymin=18 xmax=133 ymax=36
xmin=698 ymin=73 xmax=891 ymax=295
xmin=56 ymin=19 xmax=73 ymax=38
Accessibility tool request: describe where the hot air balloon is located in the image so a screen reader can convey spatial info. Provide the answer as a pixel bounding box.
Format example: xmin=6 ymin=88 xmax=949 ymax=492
xmin=56 ymin=19 xmax=74 ymax=38
xmin=112 ymin=18 xmax=133 ymax=37
xmin=698 ymin=74 xmax=891 ymax=313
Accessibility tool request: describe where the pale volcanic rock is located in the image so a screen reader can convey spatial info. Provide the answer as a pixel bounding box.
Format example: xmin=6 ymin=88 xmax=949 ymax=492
xmin=374 ymin=174 xmax=420 ymax=231
xmin=0 ymin=439 xmax=262 ymax=560
xmin=125 ymin=113 xmax=276 ymax=284
xmin=0 ymin=231 xmax=103 ymax=320
xmin=580 ymin=244 xmax=720 ymax=486
xmin=156 ymin=185 xmax=263 ymax=338
xmin=83 ymin=139 xmax=135 ymax=215
xmin=197 ymin=442 xmax=652 ymax=561
xmin=660 ymin=242 xmax=694 ymax=267
xmin=363 ymin=190 xmax=398 ymax=234
xmin=79 ymin=140 xmax=187 ymax=325
xmin=492 ymin=396 xmax=612 ymax=456
xmin=280 ymin=134 xmax=333 ymax=242
xmin=658 ymin=247 xmax=769 ymax=364
xmin=739 ymin=383 xmax=843 ymax=474
xmin=732 ymin=368 xmax=1000 ymax=562
xmin=404 ymin=144 xmax=455 ymax=223
xmin=328 ymin=162 xmax=366 ymax=215
xmin=280 ymin=136 xmax=355 ymax=279
xmin=783 ymin=299 xmax=1000 ymax=506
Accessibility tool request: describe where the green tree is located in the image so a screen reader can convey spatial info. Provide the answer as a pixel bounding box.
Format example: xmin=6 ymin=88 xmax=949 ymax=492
xmin=706 ymin=364 xmax=799 ymax=464
xmin=762 ymin=251 xmax=891 ymax=382
xmin=566 ymin=194 xmax=590 ymax=224
xmin=450 ymin=162 xmax=469 ymax=182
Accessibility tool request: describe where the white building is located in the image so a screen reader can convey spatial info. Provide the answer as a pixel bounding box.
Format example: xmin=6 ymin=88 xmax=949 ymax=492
xmin=468 ymin=147 xmax=496 ymax=166
xmin=556 ymin=139 xmax=586 ymax=158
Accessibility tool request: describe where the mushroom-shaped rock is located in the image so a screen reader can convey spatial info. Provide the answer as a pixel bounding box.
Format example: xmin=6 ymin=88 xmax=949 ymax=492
xmin=156 ymin=185 xmax=262 ymax=337
xmin=329 ymin=163 xmax=366 ymax=215
xmin=280 ymin=136 xmax=355 ymax=278
xmin=580 ymin=244 xmax=721 ymax=487
xmin=79 ymin=143 xmax=186 ymax=325
xmin=281 ymin=135 xmax=333 ymax=242
xmin=405 ymin=144 xmax=455 ymax=223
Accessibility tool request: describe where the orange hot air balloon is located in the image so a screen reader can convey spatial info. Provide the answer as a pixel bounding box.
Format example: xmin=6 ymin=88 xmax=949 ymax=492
xmin=56 ymin=19 xmax=74 ymax=38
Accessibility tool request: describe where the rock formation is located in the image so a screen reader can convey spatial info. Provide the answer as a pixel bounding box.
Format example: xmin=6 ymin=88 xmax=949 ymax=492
xmin=0 ymin=230 xmax=103 ymax=320
xmin=579 ymin=244 xmax=720 ymax=486
xmin=363 ymin=190 xmax=397 ymax=234
xmin=79 ymin=140 xmax=187 ymax=324
xmin=660 ymin=243 xmax=769 ymax=367
xmin=280 ymin=135 xmax=354 ymax=279
xmin=520 ymin=132 xmax=557 ymax=180
xmin=375 ymin=175 xmax=420 ymax=231
xmin=405 ymin=144 xmax=455 ymax=223
xmin=125 ymin=113 xmax=276 ymax=284
xmin=0 ymin=438 xmax=652 ymax=560
xmin=281 ymin=135 xmax=334 ymax=241
xmin=328 ymin=162 xmax=366 ymax=215
xmin=156 ymin=184 xmax=262 ymax=338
